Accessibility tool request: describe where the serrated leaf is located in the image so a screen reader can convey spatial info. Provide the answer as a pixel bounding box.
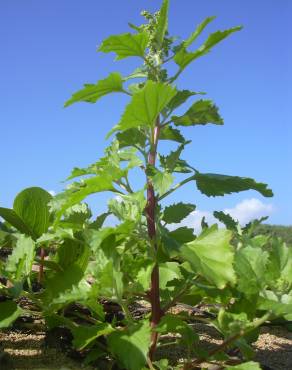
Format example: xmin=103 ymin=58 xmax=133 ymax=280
xmin=234 ymin=246 xmax=269 ymax=295
xmin=213 ymin=211 xmax=238 ymax=231
xmin=194 ymin=173 xmax=273 ymax=197
xmin=166 ymin=90 xmax=204 ymax=113
xmin=64 ymin=72 xmax=124 ymax=107
xmin=155 ymin=0 xmax=169 ymax=48
xmin=160 ymin=142 xmax=190 ymax=172
xmin=181 ymin=227 xmax=236 ymax=288
xmin=184 ymin=16 xmax=216 ymax=48
xmin=108 ymin=321 xmax=151 ymax=370
xmin=174 ymin=26 xmax=242 ymax=71
xmin=6 ymin=235 xmax=35 ymax=281
xmin=163 ymin=202 xmax=196 ymax=224
xmin=72 ymin=323 xmax=114 ymax=350
xmin=116 ymin=128 xmax=147 ymax=149
xmin=98 ymin=32 xmax=149 ymax=60
xmin=169 ymin=227 xmax=196 ymax=243
xmin=151 ymin=169 xmax=174 ymax=196
xmin=0 ymin=301 xmax=22 ymax=329
xmin=172 ymin=100 xmax=223 ymax=126
xmin=160 ymin=125 xmax=186 ymax=143
xmin=113 ymin=81 xmax=176 ymax=132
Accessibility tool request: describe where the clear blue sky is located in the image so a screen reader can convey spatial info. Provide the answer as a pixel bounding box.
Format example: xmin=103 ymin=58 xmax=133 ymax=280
xmin=1 ymin=0 xmax=291 ymax=225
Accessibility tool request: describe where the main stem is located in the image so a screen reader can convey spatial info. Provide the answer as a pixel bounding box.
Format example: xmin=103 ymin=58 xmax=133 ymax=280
xmin=146 ymin=116 xmax=163 ymax=360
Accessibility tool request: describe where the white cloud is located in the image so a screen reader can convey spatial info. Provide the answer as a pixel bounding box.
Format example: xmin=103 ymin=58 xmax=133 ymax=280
xmin=48 ymin=190 xmax=56 ymax=196
xmin=172 ymin=198 xmax=274 ymax=234
xmin=223 ymin=198 xmax=274 ymax=226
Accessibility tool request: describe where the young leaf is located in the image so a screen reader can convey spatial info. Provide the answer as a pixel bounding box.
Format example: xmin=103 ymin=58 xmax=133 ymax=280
xmin=183 ymin=16 xmax=216 ymax=48
xmin=150 ymin=168 xmax=174 ymax=196
xmin=64 ymin=72 xmax=124 ymax=107
xmin=116 ymin=128 xmax=146 ymax=148
xmin=174 ymin=26 xmax=242 ymax=71
xmin=194 ymin=172 xmax=273 ymax=197
xmin=181 ymin=227 xmax=236 ymax=288
xmin=213 ymin=211 xmax=238 ymax=231
xmin=155 ymin=0 xmax=169 ymax=48
xmin=108 ymin=321 xmax=151 ymax=370
xmin=98 ymin=32 xmax=149 ymax=60
xmin=162 ymin=202 xmax=196 ymax=224
xmin=0 ymin=301 xmax=22 ymax=329
xmin=159 ymin=142 xmax=190 ymax=172
xmin=166 ymin=90 xmax=204 ymax=113
xmin=113 ymin=81 xmax=176 ymax=132
xmin=172 ymin=100 xmax=223 ymax=126
xmin=160 ymin=125 xmax=186 ymax=143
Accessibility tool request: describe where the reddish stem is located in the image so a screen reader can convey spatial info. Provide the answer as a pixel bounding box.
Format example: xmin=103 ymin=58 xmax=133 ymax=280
xmin=146 ymin=119 xmax=163 ymax=360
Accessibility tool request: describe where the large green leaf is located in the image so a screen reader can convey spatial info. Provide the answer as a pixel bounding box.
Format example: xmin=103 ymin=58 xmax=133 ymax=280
xmin=108 ymin=321 xmax=151 ymax=370
xmin=194 ymin=173 xmax=273 ymax=197
xmin=174 ymin=26 xmax=242 ymax=71
xmin=181 ymin=227 xmax=236 ymax=288
xmin=113 ymin=81 xmax=176 ymax=132
xmin=155 ymin=0 xmax=169 ymax=48
xmin=0 ymin=301 xmax=22 ymax=329
xmin=234 ymin=246 xmax=269 ymax=295
xmin=0 ymin=187 xmax=52 ymax=239
xmin=162 ymin=202 xmax=196 ymax=224
xmin=151 ymin=169 xmax=174 ymax=196
xmin=172 ymin=100 xmax=223 ymax=126
xmin=98 ymin=32 xmax=149 ymax=60
xmin=5 ymin=235 xmax=36 ymax=281
xmin=64 ymin=72 xmax=124 ymax=107
xmin=72 ymin=323 xmax=114 ymax=350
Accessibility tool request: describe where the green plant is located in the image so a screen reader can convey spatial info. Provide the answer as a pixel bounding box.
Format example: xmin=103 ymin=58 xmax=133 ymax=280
xmin=1 ymin=1 xmax=291 ymax=369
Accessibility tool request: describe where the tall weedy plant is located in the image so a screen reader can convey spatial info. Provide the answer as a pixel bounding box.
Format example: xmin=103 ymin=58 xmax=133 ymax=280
xmin=47 ymin=0 xmax=274 ymax=368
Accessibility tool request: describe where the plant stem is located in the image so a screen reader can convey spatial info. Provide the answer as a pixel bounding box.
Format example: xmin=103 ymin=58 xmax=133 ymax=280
xmin=146 ymin=116 xmax=163 ymax=360
xmin=158 ymin=174 xmax=197 ymax=201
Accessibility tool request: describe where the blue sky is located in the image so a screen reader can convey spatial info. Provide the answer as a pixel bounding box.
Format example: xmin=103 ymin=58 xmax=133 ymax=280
xmin=1 ymin=0 xmax=291 ymax=226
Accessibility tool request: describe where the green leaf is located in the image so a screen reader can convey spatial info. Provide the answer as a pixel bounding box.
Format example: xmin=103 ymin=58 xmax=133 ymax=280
xmin=0 ymin=301 xmax=22 ymax=329
xmin=89 ymin=212 xmax=110 ymax=230
xmin=234 ymin=246 xmax=269 ymax=295
xmin=0 ymin=208 xmax=32 ymax=236
xmin=55 ymin=238 xmax=90 ymax=272
xmin=160 ymin=125 xmax=186 ymax=143
xmin=98 ymin=32 xmax=149 ymax=60
xmin=169 ymin=227 xmax=196 ymax=243
xmin=6 ymin=235 xmax=35 ymax=281
xmin=155 ymin=314 xmax=198 ymax=346
xmin=124 ymin=67 xmax=148 ymax=81
xmin=183 ymin=16 xmax=216 ymax=48
xmin=72 ymin=323 xmax=114 ymax=350
xmin=61 ymin=203 xmax=92 ymax=229
xmin=166 ymin=90 xmax=204 ymax=113
xmin=194 ymin=173 xmax=273 ymax=197
xmin=159 ymin=142 xmax=190 ymax=172
xmin=174 ymin=26 xmax=242 ymax=71
xmin=172 ymin=100 xmax=223 ymax=126
xmin=213 ymin=211 xmax=238 ymax=231
xmin=64 ymin=72 xmax=124 ymax=107
xmin=155 ymin=0 xmax=169 ymax=48
xmin=162 ymin=202 xmax=196 ymax=224
xmin=151 ymin=169 xmax=174 ymax=196
xmin=181 ymin=227 xmax=236 ymax=288
xmin=116 ymin=128 xmax=146 ymax=149
xmin=108 ymin=321 xmax=151 ymax=370
xmin=225 ymin=361 xmax=262 ymax=370
xmin=113 ymin=81 xmax=176 ymax=132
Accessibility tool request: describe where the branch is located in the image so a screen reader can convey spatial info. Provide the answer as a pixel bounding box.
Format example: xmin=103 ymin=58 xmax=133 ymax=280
xmin=158 ymin=174 xmax=197 ymax=201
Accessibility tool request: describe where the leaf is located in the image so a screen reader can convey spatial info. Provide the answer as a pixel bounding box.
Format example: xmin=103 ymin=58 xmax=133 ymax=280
xmin=234 ymin=246 xmax=269 ymax=295
xmin=151 ymin=169 xmax=174 ymax=196
xmin=6 ymin=235 xmax=36 ymax=281
xmin=72 ymin=323 xmax=114 ymax=350
xmin=194 ymin=173 xmax=273 ymax=197
xmin=162 ymin=202 xmax=196 ymax=224
xmin=155 ymin=0 xmax=169 ymax=48
xmin=169 ymin=227 xmax=196 ymax=243
xmin=225 ymin=361 xmax=262 ymax=370
xmin=89 ymin=212 xmax=110 ymax=230
xmin=64 ymin=72 xmax=124 ymax=107
xmin=98 ymin=32 xmax=149 ymax=60
xmin=172 ymin=100 xmax=223 ymax=126
xmin=155 ymin=314 xmax=198 ymax=346
xmin=174 ymin=26 xmax=242 ymax=71
xmin=160 ymin=125 xmax=186 ymax=143
xmin=108 ymin=321 xmax=151 ymax=370
xmin=116 ymin=128 xmax=146 ymax=148
xmin=55 ymin=238 xmax=90 ymax=272
xmin=184 ymin=16 xmax=216 ymax=48
xmin=113 ymin=81 xmax=176 ymax=132
xmin=213 ymin=211 xmax=238 ymax=231
xmin=124 ymin=67 xmax=148 ymax=81
xmin=0 ymin=208 xmax=32 ymax=236
xmin=0 ymin=301 xmax=22 ymax=329
xmin=166 ymin=90 xmax=204 ymax=113
xmin=61 ymin=203 xmax=92 ymax=229
xmin=159 ymin=142 xmax=190 ymax=172
xmin=181 ymin=227 xmax=236 ymax=288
